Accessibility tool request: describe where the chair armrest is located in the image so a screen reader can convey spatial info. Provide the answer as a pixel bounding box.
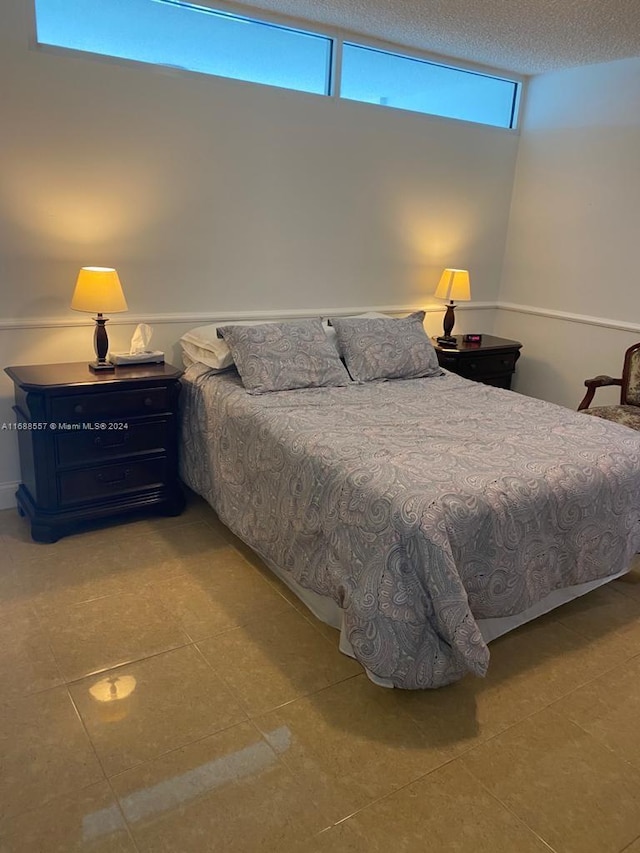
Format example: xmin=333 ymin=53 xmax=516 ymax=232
xmin=578 ymin=375 xmax=623 ymax=410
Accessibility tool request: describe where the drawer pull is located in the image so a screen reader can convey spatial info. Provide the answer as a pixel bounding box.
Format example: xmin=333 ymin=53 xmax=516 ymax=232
xmin=468 ymin=362 xmax=477 ymax=371
xmin=94 ymin=435 xmax=128 ymax=449
xmin=96 ymin=468 xmax=131 ymax=485
xmin=144 ymin=397 xmax=154 ymax=407
xmin=74 ymin=404 xmax=84 ymax=414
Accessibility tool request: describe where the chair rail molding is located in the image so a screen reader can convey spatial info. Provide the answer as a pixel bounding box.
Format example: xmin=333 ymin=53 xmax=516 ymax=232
xmin=497 ymin=302 xmax=640 ymax=335
xmin=0 ymin=302 xmax=496 ymax=331
xmin=2 ymin=302 xmax=637 ymax=334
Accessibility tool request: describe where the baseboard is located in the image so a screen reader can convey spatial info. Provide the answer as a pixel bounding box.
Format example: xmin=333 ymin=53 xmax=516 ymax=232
xmin=0 ymin=481 xmax=19 ymax=510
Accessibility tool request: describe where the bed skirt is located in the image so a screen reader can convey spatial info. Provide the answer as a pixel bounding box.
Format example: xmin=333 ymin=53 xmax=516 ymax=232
xmin=260 ymin=553 xmax=630 ymax=688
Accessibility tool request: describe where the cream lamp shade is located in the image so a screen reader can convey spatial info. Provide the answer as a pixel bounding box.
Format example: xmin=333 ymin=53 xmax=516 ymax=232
xmin=434 ymin=268 xmax=471 ymax=304
xmin=70 ymin=266 xmax=128 ymax=314
xmin=71 ymin=266 xmax=128 ymax=372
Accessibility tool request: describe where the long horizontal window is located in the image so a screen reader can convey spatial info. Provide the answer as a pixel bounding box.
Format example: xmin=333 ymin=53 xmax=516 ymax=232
xmin=34 ymin=0 xmax=333 ymax=95
xmin=341 ymin=43 xmax=519 ymax=129
xmin=33 ymin=1 xmax=520 ymax=129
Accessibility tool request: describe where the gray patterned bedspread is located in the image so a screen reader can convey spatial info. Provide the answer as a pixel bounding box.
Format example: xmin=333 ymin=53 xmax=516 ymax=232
xmin=180 ymin=365 xmax=640 ymax=689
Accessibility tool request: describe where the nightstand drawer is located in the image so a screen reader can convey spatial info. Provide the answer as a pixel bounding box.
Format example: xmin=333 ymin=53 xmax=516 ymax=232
xmin=51 ymin=386 xmax=169 ymax=421
xmin=55 ymin=419 xmax=170 ymax=467
xmin=58 ymin=458 xmax=166 ymax=506
xmin=433 ymin=336 xmax=522 ymax=391
xmin=456 ymin=353 xmax=517 ymax=378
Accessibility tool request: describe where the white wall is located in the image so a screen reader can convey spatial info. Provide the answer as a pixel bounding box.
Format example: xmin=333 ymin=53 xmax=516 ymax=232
xmin=0 ymin=0 xmax=520 ymax=504
xmin=497 ymin=57 xmax=640 ymax=406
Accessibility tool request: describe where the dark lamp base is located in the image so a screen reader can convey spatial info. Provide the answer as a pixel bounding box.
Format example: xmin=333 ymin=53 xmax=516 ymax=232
xmin=89 ymin=360 xmax=116 ymax=373
xmin=90 ymin=315 xmax=113 ymax=373
xmin=436 ymin=335 xmax=458 ymax=348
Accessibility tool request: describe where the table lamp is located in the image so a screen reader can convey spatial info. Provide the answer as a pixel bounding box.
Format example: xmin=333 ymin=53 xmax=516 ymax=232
xmin=434 ymin=268 xmax=471 ymax=346
xmin=71 ymin=267 xmax=128 ymax=372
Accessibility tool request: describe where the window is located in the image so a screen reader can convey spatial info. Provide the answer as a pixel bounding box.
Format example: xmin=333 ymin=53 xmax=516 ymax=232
xmin=34 ymin=1 xmax=521 ymax=129
xmin=341 ymin=43 xmax=519 ymax=129
xmin=34 ymin=0 xmax=333 ymax=96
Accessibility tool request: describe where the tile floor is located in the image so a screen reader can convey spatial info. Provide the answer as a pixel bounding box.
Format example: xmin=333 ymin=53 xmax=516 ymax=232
xmin=2 ymin=492 xmax=640 ymax=852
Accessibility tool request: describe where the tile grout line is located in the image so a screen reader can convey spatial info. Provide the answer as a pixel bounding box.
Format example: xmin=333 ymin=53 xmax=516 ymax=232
xmin=192 ymin=636 xmax=363 ymax=720
xmin=30 ymin=607 xmax=67 ymax=692
xmin=546 ymin=699 xmax=640 ymax=778
xmin=461 ymin=761 xmax=561 ymax=853
xmin=104 ymin=775 xmax=143 ymax=853
xmin=249 ymin=678 xmax=467 ymax=829
xmin=620 ymin=829 xmax=640 ymax=853
xmin=244 ymin=717 xmax=338 ymax=841
xmin=39 ymin=687 xmax=144 ymax=849
xmin=66 ymin=684 xmax=143 ymax=852
xmin=458 ymin=703 xmax=640 ymax=853
xmin=316 ymin=752 xmax=562 ymax=853
xmin=397 ymin=648 xmax=640 ymax=784
xmin=105 ymin=717 xmax=254 ymax=786
xmin=54 ymin=637 xmax=196 ymax=686
xmin=66 ymin=686 xmax=111 ymax=783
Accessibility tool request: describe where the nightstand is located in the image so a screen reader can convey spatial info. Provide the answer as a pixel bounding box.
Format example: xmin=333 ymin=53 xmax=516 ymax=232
xmin=432 ymin=335 xmax=522 ymax=389
xmin=4 ymin=362 xmax=185 ymax=542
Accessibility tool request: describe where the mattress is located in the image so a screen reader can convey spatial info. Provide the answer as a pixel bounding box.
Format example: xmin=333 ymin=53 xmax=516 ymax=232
xmin=180 ymin=364 xmax=640 ymax=689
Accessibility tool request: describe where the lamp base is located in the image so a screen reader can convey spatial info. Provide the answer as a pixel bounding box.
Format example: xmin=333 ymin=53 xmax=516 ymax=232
xmin=436 ymin=335 xmax=458 ymax=348
xmin=89 ymin=360 xmax=116 ymax=373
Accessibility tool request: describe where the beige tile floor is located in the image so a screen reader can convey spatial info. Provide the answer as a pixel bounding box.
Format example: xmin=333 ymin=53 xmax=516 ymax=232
xmin=2 ymin=493 xmax=640 ymax=852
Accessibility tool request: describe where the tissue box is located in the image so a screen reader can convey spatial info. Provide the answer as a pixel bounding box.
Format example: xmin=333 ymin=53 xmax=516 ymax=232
xmin=109 ymin=351 xmax=165 ymax=365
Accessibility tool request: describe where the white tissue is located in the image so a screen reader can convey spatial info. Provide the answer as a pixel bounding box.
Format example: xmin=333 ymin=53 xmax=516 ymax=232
xmin=129 ymin=323 xmax=153 ymax=355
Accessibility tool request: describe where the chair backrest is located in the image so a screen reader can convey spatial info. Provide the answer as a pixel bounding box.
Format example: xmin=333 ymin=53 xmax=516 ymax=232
xmin=622 ymin=342 xmax=640 ymax=405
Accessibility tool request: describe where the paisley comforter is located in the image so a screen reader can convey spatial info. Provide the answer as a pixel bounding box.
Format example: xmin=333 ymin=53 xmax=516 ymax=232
xmin=180 ymin=365 xmax=640 ymax=689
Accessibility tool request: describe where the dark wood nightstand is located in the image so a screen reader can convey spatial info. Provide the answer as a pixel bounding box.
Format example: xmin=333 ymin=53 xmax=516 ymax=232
xmin=432 ymin=335 xmax=522 ymax=389
xmin=4 ymin=362 xmax=185 ymax=542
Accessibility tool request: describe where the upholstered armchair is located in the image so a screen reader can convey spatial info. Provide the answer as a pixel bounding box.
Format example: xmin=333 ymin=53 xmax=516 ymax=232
xmin=578 ymin=342 xmax=640 ymax=430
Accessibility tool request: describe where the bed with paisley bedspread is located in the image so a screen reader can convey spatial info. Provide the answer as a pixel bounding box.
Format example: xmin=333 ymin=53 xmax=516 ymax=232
xmin=179 ymin=364 xmax=640 ymax=689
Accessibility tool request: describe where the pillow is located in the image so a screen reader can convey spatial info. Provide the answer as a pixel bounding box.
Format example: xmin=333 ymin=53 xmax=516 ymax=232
xmin=329 ymin=311 xmax=442 ymax=382
xmin=180 ymin=325 xmax=234 ymax=372
xmin=323 ymin=312 xmax=390 ymax=352
xmin=218 ymin=318 xmax=352 ymax=394
xmin=180 ymin=314 xmax=391 ymax=369
xmin=180 ymin=339 xmax=235 ymax=372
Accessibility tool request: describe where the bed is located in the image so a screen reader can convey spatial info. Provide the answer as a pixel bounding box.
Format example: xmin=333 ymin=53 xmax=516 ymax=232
xmin=178 ymin=317 xmax=640 ymax=689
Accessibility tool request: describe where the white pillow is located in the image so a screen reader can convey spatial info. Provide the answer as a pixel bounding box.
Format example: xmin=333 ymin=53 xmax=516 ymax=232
xmin=180 ymin=325 xmax=235 ymax=372
xmin=180 ymin=339 xmax=234 ymax=372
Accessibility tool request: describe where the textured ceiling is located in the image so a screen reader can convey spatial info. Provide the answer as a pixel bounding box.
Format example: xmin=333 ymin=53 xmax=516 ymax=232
xmin=228 ymin=0 xmax=640 ymax=75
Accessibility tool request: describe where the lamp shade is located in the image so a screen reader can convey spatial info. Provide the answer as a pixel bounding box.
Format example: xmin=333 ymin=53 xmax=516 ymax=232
xmin=434 ymin=268 xmax=471 ymax=303
xmin=71 ymin=267 xmax=128 ymax=314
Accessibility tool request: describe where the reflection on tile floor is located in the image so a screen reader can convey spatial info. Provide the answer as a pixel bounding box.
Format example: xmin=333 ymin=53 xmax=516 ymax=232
xmin=2 ymin=493 xmax=640 ymax=851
